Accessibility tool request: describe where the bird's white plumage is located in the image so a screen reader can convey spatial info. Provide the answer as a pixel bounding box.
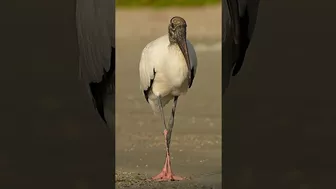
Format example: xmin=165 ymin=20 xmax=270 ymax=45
xmin=139 ymin=34 xmax=197 ymax=113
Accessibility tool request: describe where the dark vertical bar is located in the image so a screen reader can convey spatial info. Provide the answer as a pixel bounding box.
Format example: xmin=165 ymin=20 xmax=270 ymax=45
xmin=222 ymin=0 xmax=336 ymax=189
xmin=222 ymin=0 xmax=246 ymax=188
xmin=111 ymin=1 xmax=116 ymax=188
xmin=1 ymin=0 xmax=115 ymax=188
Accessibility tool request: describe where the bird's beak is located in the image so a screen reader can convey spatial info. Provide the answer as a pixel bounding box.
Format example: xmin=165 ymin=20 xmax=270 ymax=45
xmin=177 ymin=38 xmax=192 ymax=85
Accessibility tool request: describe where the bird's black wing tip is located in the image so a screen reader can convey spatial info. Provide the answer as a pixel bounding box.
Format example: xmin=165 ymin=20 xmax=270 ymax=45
xmin=143 ymin=90 xmax=150 ymax=103
xmin=188 ymin=67 xmax=195 ymax=88
xmin=231 ymin=64 xmax=240 ymax=76
xmin=143 ymin=69 xmax=156 ymax=102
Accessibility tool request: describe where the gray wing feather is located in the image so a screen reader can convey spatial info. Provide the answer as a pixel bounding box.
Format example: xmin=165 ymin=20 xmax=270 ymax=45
xmin=187 ymin=40 xmax=198 ymax=88
xmin=76 ymin=0 xmax=115 ymax=83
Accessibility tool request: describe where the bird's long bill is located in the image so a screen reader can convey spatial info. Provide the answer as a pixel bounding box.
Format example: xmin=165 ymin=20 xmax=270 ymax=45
xmin=177 ymin=38 xmax=192 ymax=84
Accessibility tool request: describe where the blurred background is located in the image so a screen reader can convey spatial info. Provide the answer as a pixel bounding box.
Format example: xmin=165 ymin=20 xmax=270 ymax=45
xmin=115 ymin=0 xmax=221 ymax=40
xmin=115 ymin=0 xmax=222 ymax=188
xmin=116 ymin=0 xmax=220 ymax=7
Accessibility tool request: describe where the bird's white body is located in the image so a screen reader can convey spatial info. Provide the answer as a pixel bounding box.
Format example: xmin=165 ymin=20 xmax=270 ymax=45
xmin=139 ymin=34 xmax=198 ymax=113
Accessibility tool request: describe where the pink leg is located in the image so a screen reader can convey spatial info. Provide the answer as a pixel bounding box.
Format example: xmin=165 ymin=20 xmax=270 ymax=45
xmin=152 ymin=129 xmax=185 ymax=181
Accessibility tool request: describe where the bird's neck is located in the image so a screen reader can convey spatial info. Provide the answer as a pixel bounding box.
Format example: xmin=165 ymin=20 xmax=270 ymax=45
xmin=168 ymin=33 xmax=177 ymax=45
xmin=167 ymin=42 xmax=179 ymax=52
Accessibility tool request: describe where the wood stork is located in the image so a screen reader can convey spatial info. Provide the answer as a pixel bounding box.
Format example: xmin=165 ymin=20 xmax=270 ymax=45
xmin=76 ymin=0 xmax=115 ymax=129
xmin=139 ymin=16 xmax=197 ymax=181
xmin=223 ymin=0 xmax=260 ymax=91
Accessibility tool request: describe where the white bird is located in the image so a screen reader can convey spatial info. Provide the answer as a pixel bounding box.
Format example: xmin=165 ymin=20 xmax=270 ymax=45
xmin=139 ymin=16 xmax=197 ymax=181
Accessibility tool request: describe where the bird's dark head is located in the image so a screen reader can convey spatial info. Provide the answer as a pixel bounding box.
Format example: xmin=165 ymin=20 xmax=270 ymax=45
xmin=168 ymin=16 xmax=192 ymax=86
xmin=168 ymin=16 xmax=187 ymax=43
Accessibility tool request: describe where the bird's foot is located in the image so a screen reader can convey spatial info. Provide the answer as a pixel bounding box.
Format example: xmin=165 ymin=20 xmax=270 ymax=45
xmin=152 ymin=170 xmax=185 ymax=181
xmin=151 ymin=147 xmax=185 ymax=181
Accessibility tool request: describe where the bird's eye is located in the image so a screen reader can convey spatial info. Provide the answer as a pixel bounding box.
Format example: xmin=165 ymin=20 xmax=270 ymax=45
xmin=171 ymin=23 xmax=175 ymax=28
